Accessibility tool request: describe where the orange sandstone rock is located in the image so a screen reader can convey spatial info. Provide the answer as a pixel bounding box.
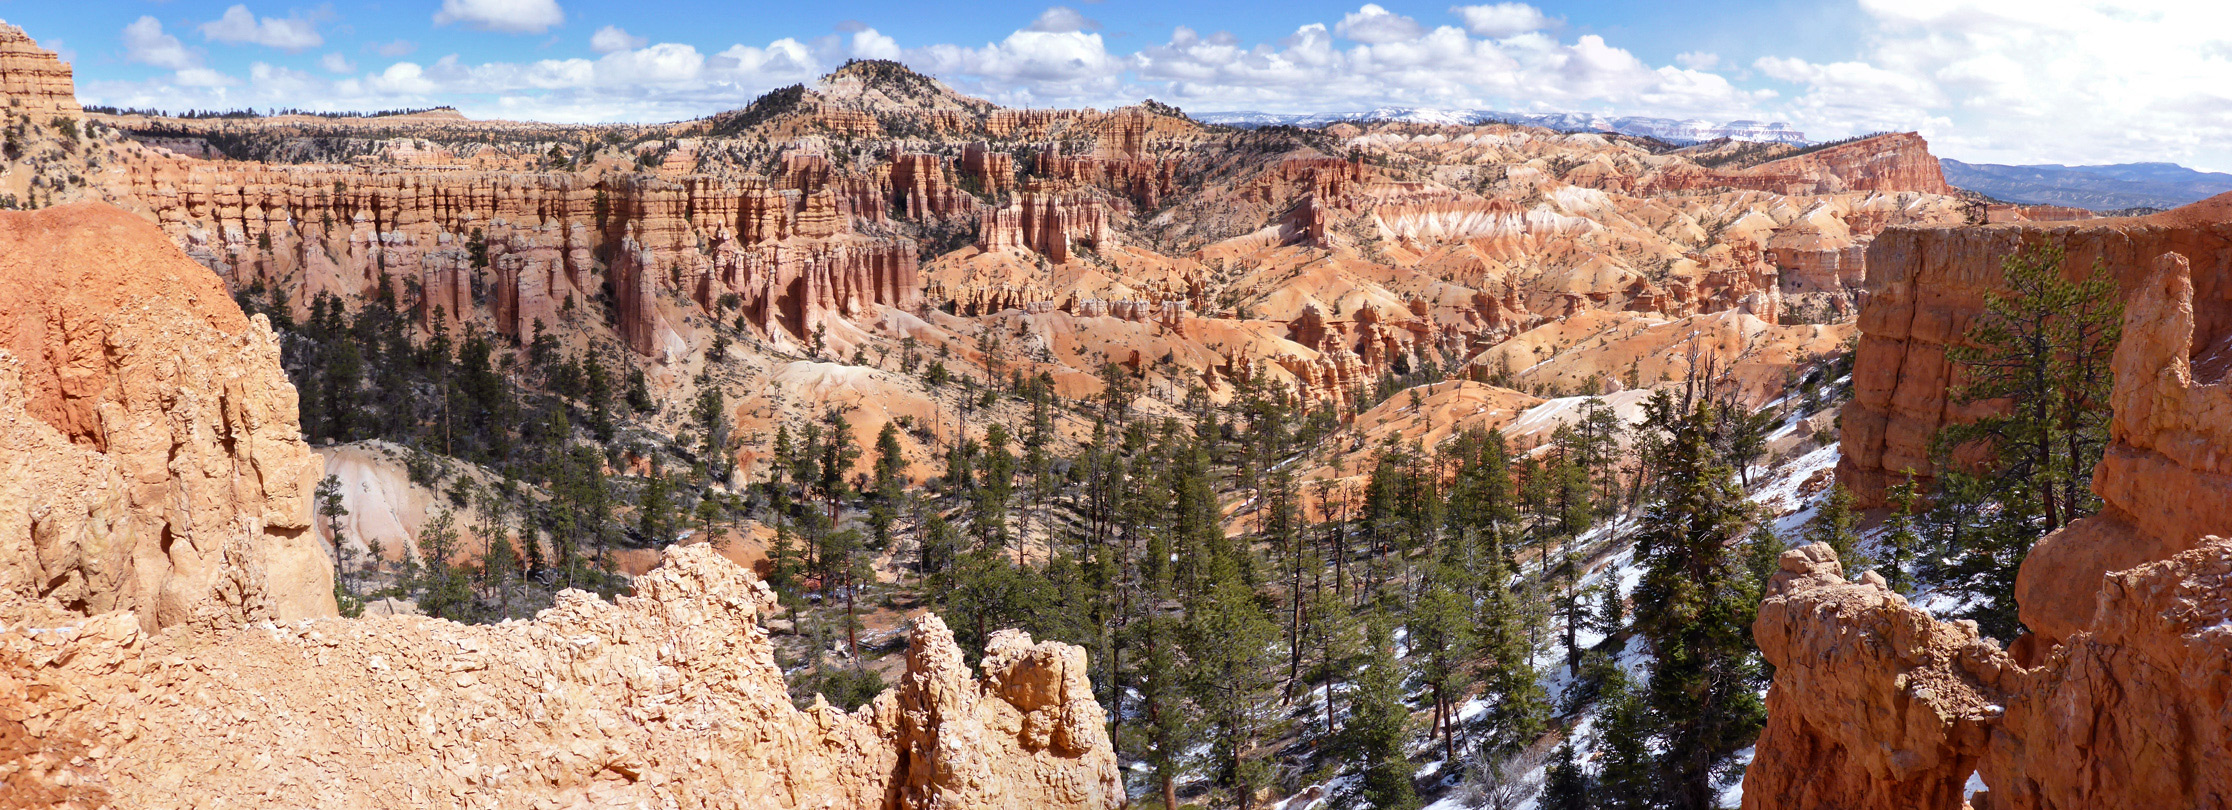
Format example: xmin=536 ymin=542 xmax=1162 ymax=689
xmin=0 ymin=202 xmax=333 ymax=631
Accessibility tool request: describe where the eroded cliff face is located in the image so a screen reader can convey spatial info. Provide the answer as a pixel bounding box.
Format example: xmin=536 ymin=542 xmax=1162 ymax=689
xmin=1753 ymin=196 xmax=2232 ymax=809
xmin=1744 ymin=545 xmax=2008 ymax=810
xmin=0 ymin=23 xmax=77 ymax=115
xmin=0 ymin=544 xmax=1125 ymax=810
xmin=0 ymin=203 xmax=333 ymax=632
xmin=1836 ymin=196 xmax=2232 ymax=507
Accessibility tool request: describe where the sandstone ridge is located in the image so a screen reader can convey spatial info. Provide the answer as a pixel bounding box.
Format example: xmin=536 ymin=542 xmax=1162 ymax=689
xmin=1 ymin=543 xmax=1125 ymax=810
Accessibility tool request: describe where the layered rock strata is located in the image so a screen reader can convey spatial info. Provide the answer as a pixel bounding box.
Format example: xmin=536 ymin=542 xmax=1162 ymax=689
xmin=0 ymin=544 xmax=1125 ymax=810
xmin=0 ymin=203 xmax=333 ymax=631
xmin=0 ymin=23 xmax=77 ymax=115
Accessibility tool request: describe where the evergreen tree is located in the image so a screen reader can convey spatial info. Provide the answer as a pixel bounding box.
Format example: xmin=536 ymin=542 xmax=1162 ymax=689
xmin=1349 ymin=618 xmax=1419 ymax=810
xmin=1806 ymin=481 xmax=1869 ymax=579
xmin=1542 ymin=741 xmax=1589 ymax=810
xmin=1630 ymin=394 xmax=1766 ymax=809
xmin=1185 ymin=570 xmax=1283 ymax=810
xmin=1591 ymin=667 xmax=1656 ymax=810
xmin=413 ymin=508 xmax=474 ymax=620
xmin=1408 ymin=568 xmax=1473 ymax=764
xmin=1926 ymin=243 xmax=2122 ymax=638
xmin=1881 ymin=476 xmax=1923 ymax=593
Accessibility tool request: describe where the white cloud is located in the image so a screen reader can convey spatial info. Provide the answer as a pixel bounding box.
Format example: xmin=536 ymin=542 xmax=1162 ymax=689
xmin=1450 ymin=3 xmax=1552 ymax=38
xmin=199 ymin=5 xmax=322 ymax=51
xmin=1335 ymin=4 xmax=1425 ymax=44
xmin=1675 ymin=51 xmax=1719 ymax=71
xmin=122 ymin=17 xmax=200 ymax=70
xmin=1026 ymin=7 xmax=1101 ymax=34
xmin=590 ymin=25 xmax=647 ymax=54
xmin=320 ymin=52 xmax=355 ymax=73
xmin=1715 ymin=0 xmax=2232 ymax=169
xmin=433 ymin=0 xmax=566 ymax=34
xmin=851 ymin=29 xmax=902 ymax=60
xmin=172 ymin=67 xmax=239 ymax=87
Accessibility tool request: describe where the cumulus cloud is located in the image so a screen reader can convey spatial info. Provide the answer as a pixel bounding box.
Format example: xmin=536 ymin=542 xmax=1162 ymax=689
xmin=199 ymin=5 xmax=323 ymax=51
xmin=1450 ymin=3 xmax=1552 ymax=38
xmin=434 ymin=0 xmax=566 ymax=34
xmin=122 ymin=17 xmax=200 ymax=70
xmin=590 ymin=25 xmax=648 ymax=54
xmin=851 ymin=29 xmax=902 ymax=60
xmin=1741 ymin=0 xmax=2232 ymax=167
xmin=1026 ymin=7 xmax=1101 ymax=33
xmin=1335 ymin=4 xmax=1425 ymax=44
xmin=102 ymin=0 xmax=2232 ymax=169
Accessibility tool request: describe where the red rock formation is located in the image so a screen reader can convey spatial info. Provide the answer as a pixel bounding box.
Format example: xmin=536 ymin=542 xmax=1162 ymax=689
xmin=1980 ymin=536 xmax=2232 ymax=809
xmin=0 ymin=202 xmax=332 ymax=631
xmin=1748 ymin=537 xmax=2232 ymax=810
xmin=1756 ymin=205 xmax=2232 ymax=808
xmin=977 ymin=190 xmax=1115 ymax=263
xmin=1837 ymin=197 xmax=2232 ymax=507
xmin=1744 ymin=544 xmax=2007 ymax=810
xmin=1736 ymin=133 xmax=1954 ymax=195
xmin=962 ymin=142 xmax=1017 ymax=196
xmin=0 ymin=23 xmax=78 ymax=115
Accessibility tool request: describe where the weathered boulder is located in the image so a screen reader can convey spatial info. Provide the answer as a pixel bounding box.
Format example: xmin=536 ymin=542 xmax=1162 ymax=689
xmin=1743 ymin=543 xmax=2009 ymax=810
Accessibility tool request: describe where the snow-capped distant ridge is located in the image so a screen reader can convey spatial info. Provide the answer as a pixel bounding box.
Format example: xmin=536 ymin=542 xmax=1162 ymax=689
xmin=1195 ymin=107 xmax=1808 ymax=145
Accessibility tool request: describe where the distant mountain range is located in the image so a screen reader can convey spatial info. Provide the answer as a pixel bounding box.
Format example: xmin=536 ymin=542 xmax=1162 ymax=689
xmin=1192 ymin=107 xmax=1808 ymax=145
xmin=1940 ymin=160 xmax=2232 ymax=211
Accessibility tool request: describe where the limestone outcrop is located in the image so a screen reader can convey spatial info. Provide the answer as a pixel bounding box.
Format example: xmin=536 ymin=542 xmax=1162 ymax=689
xmin=0 ymin=24 xmax=77 ymax=115
xmin=0 ymin=544 xmax=1124 ymax=810
xmin=0 ymin=202 xmax=333 ymax=631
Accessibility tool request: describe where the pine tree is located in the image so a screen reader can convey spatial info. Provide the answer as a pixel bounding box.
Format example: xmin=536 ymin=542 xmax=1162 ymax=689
xmin=1185 ymin=569 xmax=1283 ymax=810
xmin=1349 ymin=618 xmax=1419 ymax=810
xmin=1631 ymin=394 xmax=1765 ymax=809
xmin=1881 ymin=476 xmax=1923 ymax=593
xmin=1592 ymin=667 xmax=1656 ymax=810
xmin=1408 ymin=568 xmax=1473 ymax=764
xmin=1806 ymin=481 xmax=1869 ymax=579
xmin=413 ymin=508 xmax=474 ymax=620
xmin=1476 ymin=548 xmax=1547 ymax=755
xmin=1926 ymin=243 xmax=2122 ymax=638
xmin=1542 ymin=741 xmax=1589 ymax=810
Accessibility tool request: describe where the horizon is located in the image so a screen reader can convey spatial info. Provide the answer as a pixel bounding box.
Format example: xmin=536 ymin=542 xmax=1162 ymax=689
xmin=3 ymin=1 xmax=2229 ymax=171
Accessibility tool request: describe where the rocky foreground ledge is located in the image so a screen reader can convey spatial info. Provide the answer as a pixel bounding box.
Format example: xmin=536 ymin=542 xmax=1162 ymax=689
xmin=1 ymin=543 xmax=1123 ymax=809
xmin=1745 ymin=539 xmax=2232 ymax=810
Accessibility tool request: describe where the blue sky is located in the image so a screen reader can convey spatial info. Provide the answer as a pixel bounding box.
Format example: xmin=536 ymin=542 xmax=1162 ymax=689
xmin=7 ymin=1 xmax=2231 ymax=170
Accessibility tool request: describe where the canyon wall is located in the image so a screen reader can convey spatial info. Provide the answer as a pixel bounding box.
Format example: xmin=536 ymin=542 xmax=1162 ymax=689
xmin=0 ymin=544 xmax=1126 ymax=810
xmin=0 ymin=202 xmax=333 ymax=631
xmin=1836 ymin=196 xmax=2232 ymax=507
xmin=1752 ymin=197 xmax=2232 ymax=809
xmin=112 ymin=161 xmax=923 ymax=357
